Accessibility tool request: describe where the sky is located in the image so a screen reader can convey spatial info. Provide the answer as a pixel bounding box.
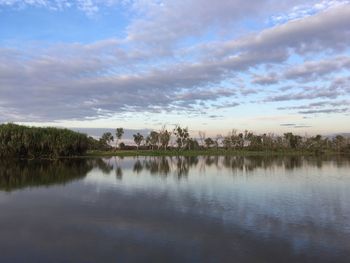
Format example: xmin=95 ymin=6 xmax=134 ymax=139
xmin=0 ymin=0 xmax=350 ymax=136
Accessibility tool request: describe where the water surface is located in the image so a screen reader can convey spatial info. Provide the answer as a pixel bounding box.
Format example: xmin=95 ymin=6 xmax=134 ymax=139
xmin=0 ymin=156 xmax=349 ymax=262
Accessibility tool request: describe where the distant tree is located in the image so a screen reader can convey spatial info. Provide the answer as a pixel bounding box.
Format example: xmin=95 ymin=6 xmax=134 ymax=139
xmin=173 ymin=125 xmax=189 ymax=149
xmin=133 ymin=133 xmax=144 ymax=150
xmin=186 ymin=138 xmax=200 ymax=150
xmin=115 ymin=128 xmax=124 ymax=148
xmin=0 ymin=124 xmax=89 ymax=158
xmin=223 ymin=136 xmax=232 ymax=149
xmin=198 ymin=131 xmax=206 ymax=147
xmin=119 ymin=142 xmax=126 ymax=149
xmin=159 ymin=127 xmax=171 ymax=150
xmin=147 ymin=131 xmax=159 ymax=150
xmin=204 ymin=137 xmax=214 ymax=148
xmin=101 ymin=132 xmax=114 ymax=146
xmin=284 ymin=133 xmax=302 ymax=149
xmin=214 ymin=134 xmax=222 ymax=150
xmin=333 ymin=135 xmax=345 ymax=152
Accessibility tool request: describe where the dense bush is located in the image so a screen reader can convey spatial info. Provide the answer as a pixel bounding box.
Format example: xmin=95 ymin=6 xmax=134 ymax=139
xmin=0 ymin=159 xmax=94 ymax=191
xmin=0 ymin=124 xmax=90 ymax=158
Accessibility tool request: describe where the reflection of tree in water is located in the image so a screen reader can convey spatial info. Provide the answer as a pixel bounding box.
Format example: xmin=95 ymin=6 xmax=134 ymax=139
xmin=144 ymin=157 xmax=171 ymax=176
xmin=204 ymin=156 xmax=219 ymax=167
xmin=127 ymin=155 xmax=350 ymax=178
xmin=174 ymin=156 xmax=199 ymax=179
xmin=223 ymin=156 xmax=245 ymax=172
xmin=0 ymin=159 xmax=94 ymax=192
xmin=116 ymin=167 xmax=123 ymax=180
xmin=129 ymin=156 xmax=200 ymax=179
xmin=220 ymin=155 xmax=350 ymax=173
xmin=284 ymin=156 xmax=303 ymax=170
xmin=133 ymin=160 xmax=143 ymax=174
xmin=93 ymin=158 xmax=114 ymax=174
xmin=175 ymin=157 xmax=189 ymax=178
xmin=332 ymin=155 xmax=350 ymax=168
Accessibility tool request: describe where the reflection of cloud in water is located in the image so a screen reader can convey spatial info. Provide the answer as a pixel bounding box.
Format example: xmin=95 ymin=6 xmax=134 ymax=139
xmin=1 ymin=156 xmax=350 ymax=262
xmin=83 ymin=156 xmax=350 ymax=258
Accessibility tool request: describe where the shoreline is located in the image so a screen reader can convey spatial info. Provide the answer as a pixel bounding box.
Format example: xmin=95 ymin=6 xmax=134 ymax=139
xmin=2 ymin=150 xmax=349 ymax=161
xmin=84 ymin=149 xmax=350 ymax=158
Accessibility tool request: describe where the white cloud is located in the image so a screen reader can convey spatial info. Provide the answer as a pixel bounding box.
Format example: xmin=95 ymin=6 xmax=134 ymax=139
xmin=0 ymin=0 xmax=123 ymax=15
xmin=270 ymin=0 xmax=350 ymax=24
xmin=0 ymin=1 xmax=350 ymax=122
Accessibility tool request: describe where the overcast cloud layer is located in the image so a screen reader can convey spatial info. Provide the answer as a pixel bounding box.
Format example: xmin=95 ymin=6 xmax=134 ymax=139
xmin=0 ymin=0 xmax=349 ymax=133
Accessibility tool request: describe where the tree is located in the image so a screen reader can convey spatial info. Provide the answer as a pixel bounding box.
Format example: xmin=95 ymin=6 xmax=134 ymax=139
xmin=198 ymin=131 xmax=206 ymax=147
xmin=0 ymin=124 xmax=89 ymax=158
xmin=186 ymin=138 xmax=200 ymax=150
xmin=204 ymin=137 xmax=214 ymax=148
xmin=101 ymin=132 xmax=114 ymax=146
xmin=159 ymin=127 xmax=171 ymax=150
xmin=173 ymin=125 xmax=189 ymax=149
xmin=284 ymin=133 xmax=302 ymax=149
xmin=333 ymin=135 xmax=345 ymax=152
xmin=133 ymin=133 xmax=144 ymax=150
xmin=115 ymin=128 xmax=124 ymax=149
xmin=214 ymin=134 xmax=222 ymax=150
xmin=147 ymin=131 xmax=159 ymax=150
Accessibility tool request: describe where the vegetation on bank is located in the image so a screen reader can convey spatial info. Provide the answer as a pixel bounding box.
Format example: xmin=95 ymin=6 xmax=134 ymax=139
xmin=86 ymin=149 xmax=339 ymax=157
xmin=0 ymin=159 xmax=93 ymax=191
xmin=94 ymin=125 xmax=350 ymax=156
xmin=1 ymin=123 xmax=350 ymax=158
xmin=0 ymin=124 xmax=90 ymax=158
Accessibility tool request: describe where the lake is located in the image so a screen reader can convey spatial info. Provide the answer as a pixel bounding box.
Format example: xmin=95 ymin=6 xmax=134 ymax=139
xmin=0 ymin=156 xmax=350 ymax=262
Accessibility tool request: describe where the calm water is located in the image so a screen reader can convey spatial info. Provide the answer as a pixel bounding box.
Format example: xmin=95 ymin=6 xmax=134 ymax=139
xmin=0 ymin=156 xmax=350 ymax=263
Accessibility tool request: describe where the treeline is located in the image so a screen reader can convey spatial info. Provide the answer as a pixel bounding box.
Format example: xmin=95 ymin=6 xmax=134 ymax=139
xmin=98 ymin=126 xmax=350 ymax=154
xmin=0 ymin=159 xmax=93 ymax=191
xmin=0 ymin=124 xmax=90 ymax=158
xmin=1 ymin=124 xmax=349 ymax=158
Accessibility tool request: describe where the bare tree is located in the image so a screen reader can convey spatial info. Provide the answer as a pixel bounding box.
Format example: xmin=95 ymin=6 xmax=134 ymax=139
xmin=115 ymin=128 xmax=124 ymax=149
xmin=133 ymin=133 xmax=144 ymax=150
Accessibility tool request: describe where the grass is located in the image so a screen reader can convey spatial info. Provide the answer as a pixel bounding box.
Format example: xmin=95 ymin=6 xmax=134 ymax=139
xmin=84 ymin=149 xmax=340 ymax=157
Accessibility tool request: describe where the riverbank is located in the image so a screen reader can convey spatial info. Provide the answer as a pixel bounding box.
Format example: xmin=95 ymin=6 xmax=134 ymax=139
xmin=85 ymin=149 xmax=347 ymax=157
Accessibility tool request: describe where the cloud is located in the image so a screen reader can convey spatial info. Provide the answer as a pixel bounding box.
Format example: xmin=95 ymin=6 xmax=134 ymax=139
xmin=252 ymin=73 xmax=279 ymax=85
xmin=276 ymin=100 xmax=350 ymax=116
xmin=280 ymin=124 xmax=296 ymax=127
xmin=294 ymin=125 xmax=312 ymax=128
xmin=270 ymin=0 xmax=350 ymax=24
xmin=0 ymin=0 xmax=122 ymax=15
xmin=126 ymin=0 xmax=314 ymax=50
xmin=284 ymin=56 xmax=350 ymax=81
xmin=266 ymin=87 xmax=340 ymax=102
xmin=280 ymin=123 xmax=312 ymax=128
xmin=1 ymin=2 xmax=350 ymax=122
xmin=278 ymin=100 xmax=350 ymax=111
xmin=299 ymin=108 xmax=349 ymax=114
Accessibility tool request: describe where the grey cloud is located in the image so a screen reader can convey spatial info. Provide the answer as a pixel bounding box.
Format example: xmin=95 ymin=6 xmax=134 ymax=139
xmin=1 ymin=4 xmax=350 ymax=122
xmin=208 ymin=115 xmax=223 ymax=119
xmin=280 ymin=124 xmax=296 ymax=126
xmin=127 ymin=0 xmax=313 ymax=50
xmin=278 ymin=100 xmax=350 ymax=111
xmin=0 ymin=47 xmax=239 ymax=121
xmin=285 ymin=56 xmax=350 ymax=81
xmin=280 ymin=123 xmax=312 ymax=128
xmin=294 ymin=125 xmax=312 ymax=128
xmin=214 ymin=102 xmax=240 ymax=109
xmin=175 ymin=88 xmax=236 ymax=102
xmin=205 ymin=4 xmax=350 ymax=59
xmin=266 ymin=87 xmax=339 ymax=102
xmin=240 ymin=87 xmax=258 ymax=96
xmin=276 ymin=98 xmax=350 ymax=116
xmin=252 ymin=73 xmax=279 ymax=85
xmin=299 ymin=108 xmax=349 ymax=114
xmin=0 ymin=0 xmax=122 ymax=15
